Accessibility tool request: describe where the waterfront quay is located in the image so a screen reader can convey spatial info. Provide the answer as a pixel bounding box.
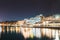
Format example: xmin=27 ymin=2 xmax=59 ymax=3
xmin=0 ymin=14 xmax=60 ymax=40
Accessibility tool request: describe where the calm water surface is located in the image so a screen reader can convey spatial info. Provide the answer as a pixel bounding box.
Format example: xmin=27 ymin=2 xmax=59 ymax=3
xmin=0 ymin=26 xmax=54 ymax=40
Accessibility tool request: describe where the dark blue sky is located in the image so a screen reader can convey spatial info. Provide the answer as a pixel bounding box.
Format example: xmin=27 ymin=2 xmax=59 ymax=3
xmin=0 ymin=0 xmax=60 ymax=21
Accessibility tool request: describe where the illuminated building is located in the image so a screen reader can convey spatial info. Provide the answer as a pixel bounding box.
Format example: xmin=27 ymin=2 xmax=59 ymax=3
xmin=0 ymin=14 xmax=60 ymax=39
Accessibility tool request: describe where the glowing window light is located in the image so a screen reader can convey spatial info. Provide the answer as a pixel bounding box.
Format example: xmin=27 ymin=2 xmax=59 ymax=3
xmin=53 ymin=14 xmax=60 ymax=19
xmin=55 ymin=15 xmax=60 ymax=19
xmin=24 ymin=14 xmax=42 ymax=24
xmin=27 ymin=17 xmax=41 ymax=24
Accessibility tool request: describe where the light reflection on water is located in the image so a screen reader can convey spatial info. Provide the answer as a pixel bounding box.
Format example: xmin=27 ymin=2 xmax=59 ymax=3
xmin=0 ymin=26 xmax=2 ymax=38
xmin=0 ymin=26 xmax=60 ymax=40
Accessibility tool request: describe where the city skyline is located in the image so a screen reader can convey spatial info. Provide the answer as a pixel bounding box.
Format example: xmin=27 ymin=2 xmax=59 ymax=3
xmin=0 ymin=0 xmax=60 ymax=21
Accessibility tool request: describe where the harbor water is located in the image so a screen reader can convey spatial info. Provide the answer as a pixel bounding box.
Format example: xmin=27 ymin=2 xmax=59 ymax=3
xmin=0 ymin=26 xmax=59 ymax=40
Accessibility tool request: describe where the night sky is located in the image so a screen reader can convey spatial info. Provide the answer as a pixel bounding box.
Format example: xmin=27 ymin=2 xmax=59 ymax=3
xmin=0 ymin=0 xmax=60 ymax=21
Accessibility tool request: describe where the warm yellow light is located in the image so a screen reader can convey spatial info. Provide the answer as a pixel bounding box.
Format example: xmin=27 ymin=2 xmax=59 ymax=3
xmin=29 ymin=33 xmax=34 ymax=38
